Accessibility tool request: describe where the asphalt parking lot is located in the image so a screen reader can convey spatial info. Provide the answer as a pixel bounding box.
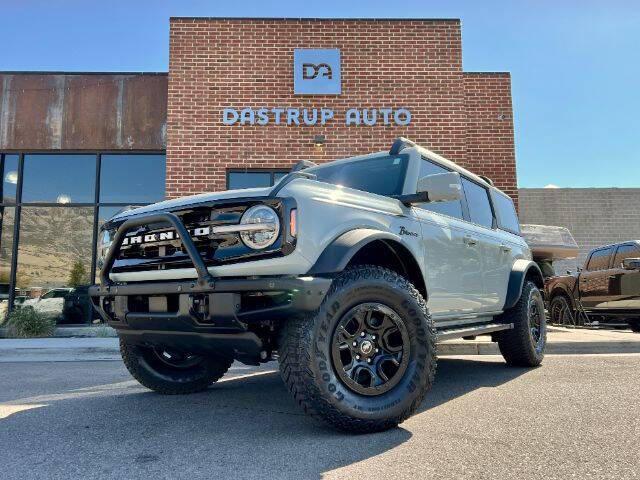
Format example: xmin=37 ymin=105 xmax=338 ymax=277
xmin=1 ymin=354 xmax=639 ymax=480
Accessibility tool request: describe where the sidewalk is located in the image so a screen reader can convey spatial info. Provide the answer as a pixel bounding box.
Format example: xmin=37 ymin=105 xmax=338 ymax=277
xmin=0 ymin=326 xmax=639 ymax=362
xmin=439 ymin=326 xmax=640 ymax=355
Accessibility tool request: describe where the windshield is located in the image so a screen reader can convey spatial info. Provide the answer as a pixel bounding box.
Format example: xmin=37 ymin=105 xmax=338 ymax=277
xmin=306 ymin=154 xmax=409 ymax=197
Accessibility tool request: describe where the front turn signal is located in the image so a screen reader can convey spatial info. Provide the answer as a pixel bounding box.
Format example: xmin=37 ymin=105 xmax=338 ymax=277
xmin=290 ymin=209 xmax=297 ymax=237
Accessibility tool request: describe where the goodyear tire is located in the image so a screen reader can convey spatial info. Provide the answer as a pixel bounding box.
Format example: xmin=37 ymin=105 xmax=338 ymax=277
xmin=496 ymin=281 xmax=546 ymax=367
xmin=120 ymin=339 xmax=233 ymax=394
xmin=278 ymin=265 xmax=436 ymax=433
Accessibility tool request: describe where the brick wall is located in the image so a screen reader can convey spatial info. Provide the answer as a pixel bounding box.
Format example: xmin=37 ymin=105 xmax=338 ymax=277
xmin=519 ymin=188 xmax=640 ymax=273
xmin=464 ymin=73 xmax=517 ymax=204
xmin=166 ymin=18 xmax=517 ymax=199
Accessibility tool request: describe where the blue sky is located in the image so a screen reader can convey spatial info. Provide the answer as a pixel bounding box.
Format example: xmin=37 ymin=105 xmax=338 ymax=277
xmin=1 ymin=0 xmax=639 ymax=188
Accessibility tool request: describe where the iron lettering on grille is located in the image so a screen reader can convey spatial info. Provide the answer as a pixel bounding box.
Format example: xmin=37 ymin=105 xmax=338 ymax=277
xmin=121 ymin=226 xmax=211 ymax=246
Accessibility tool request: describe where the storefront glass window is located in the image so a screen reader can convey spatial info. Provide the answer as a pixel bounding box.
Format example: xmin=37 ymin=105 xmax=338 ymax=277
xmin=100 ymin=154 xmax=166 ymax=203
xmin=227 ymin=170 xmax=289 ymax=190
xmin=22 ymin=154 xmax=96 ymax=204
xmin=1 ymin=154 xmax=19 ymax=203
xmin=0 ymin=207 xmax=15 ymax=323
xmin=0 ymin=151 xmax=165 ymax=324
xmin=16 ymin=207 xmax=97 ymax=324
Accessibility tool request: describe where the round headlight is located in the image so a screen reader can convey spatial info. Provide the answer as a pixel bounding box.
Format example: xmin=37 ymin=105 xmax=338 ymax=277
xmin=239 ymin=205 xmax=280 ymax=250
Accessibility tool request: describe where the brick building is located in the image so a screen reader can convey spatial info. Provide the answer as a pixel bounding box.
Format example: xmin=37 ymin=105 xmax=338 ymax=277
xmin=0 ymin=17 xmax=517 ymax=323
xmin=166 ymin=18 xmax=517 ymax=200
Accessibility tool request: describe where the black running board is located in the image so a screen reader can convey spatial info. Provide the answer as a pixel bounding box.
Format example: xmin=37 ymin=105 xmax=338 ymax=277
xmin=436 ymin=323 xmax=513 ymax=341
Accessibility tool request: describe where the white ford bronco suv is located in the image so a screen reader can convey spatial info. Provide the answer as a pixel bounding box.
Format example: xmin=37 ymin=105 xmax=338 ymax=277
xmin=90 ymin=138 xmax=546 ymax=432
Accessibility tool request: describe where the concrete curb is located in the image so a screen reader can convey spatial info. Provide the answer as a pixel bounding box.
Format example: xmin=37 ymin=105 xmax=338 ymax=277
xmin=0 ymin=326 xmax=117 ymax=338
xmin=1 ymin=334 xmax=640 ymax=362
xmin=0 ymin=338 xmax=120 ymax=362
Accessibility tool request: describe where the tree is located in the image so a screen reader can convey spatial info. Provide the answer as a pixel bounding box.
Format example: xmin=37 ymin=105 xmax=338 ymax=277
xmin=67 ymin=260 xmax=87 ymax=287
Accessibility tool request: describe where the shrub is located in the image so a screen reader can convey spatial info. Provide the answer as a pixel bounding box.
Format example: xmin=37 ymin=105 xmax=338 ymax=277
xmin=92 ymin=324 xmax=115 ymax=337
xmin=5 ymin=307 xmax=56 ymax=338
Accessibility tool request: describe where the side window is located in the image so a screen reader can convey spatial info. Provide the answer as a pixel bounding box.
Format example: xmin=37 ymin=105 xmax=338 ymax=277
xmin=586 ymin=248 xmax=614 ymax=271
xmin=613 ymin=244 xmax=640 ymax=268
xmin=492 ymin=190 xmax=520 ymax=234
xmin=416 ymin=159 xmax=464 ymax=219
xmin=461 ymin=178 xmax=494 ymax=229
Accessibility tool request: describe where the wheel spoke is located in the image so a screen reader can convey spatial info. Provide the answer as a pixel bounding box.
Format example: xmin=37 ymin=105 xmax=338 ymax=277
xmin=381 ymin=326 xmax=403 ymax=353
xmin=336 ymin=325 xmax=353 ymax=343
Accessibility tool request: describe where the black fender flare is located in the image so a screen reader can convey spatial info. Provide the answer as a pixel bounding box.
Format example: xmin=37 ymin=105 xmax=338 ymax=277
xmin=503 ymin=259 xmax=545 ymax=310
xmin=307 ymin=229 xmax=404 ymax=275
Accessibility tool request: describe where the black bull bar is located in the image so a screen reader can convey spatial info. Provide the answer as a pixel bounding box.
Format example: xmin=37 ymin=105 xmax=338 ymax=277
xmin=89 ymin=212 xmax=331 ymax=362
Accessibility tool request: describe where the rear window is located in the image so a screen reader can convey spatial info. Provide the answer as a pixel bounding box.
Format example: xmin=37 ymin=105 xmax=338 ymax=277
xmin=586 ymin=247 xmax=613 ymax=271
xmin=492 ymin=191 xmax=520 ymax=234
xmin=307 ymin=154 xmax=408 ymax=197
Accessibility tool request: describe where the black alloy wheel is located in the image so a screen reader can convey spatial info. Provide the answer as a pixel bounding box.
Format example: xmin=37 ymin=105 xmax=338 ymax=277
xmin=331 ymin=303 xmax=410 ymax=396
xmin=151 ymin=347 xmax=205 ymax=369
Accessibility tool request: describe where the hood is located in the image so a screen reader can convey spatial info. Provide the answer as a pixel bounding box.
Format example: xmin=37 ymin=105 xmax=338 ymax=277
xmin=110 ymin=186 xmax=274 ymax=221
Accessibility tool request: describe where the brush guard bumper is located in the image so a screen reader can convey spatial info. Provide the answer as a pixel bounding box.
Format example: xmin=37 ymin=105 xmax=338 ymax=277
xmin=89 ymin=212 xmax=331 ymax=363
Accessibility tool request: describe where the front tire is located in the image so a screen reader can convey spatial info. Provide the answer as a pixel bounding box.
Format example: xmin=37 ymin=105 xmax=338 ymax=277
xmin=496 ymin=281 xmax=546 ymax=367
xmin=278 ymin=266 xmax=436 ymax=433
xmin=120 ymin=339 xmax=233 ymax=394
xmin=628 ymin=319 xmax=640 ymax=333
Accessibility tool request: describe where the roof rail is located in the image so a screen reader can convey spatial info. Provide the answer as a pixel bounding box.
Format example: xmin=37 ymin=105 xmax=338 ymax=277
xmin=389 ymin=137 xmax=417 ymax=155
xmin=478 ymin=175 xmax=494 ymax=186
xmin=291 ymin=160 xmax=317 ymax=172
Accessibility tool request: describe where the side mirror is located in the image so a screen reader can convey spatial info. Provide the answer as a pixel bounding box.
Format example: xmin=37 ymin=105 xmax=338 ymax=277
xmin=417 ymin=172 xmax=463 ymax=203
xmin=623 ymin=257 xmax=640 ymax=270
xmin=396 ymin=172 xmax=463 ymax=206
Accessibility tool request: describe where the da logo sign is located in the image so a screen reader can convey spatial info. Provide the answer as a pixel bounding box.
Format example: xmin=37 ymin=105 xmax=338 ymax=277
xmin=294 ymin=49 xmax=341 ymax=95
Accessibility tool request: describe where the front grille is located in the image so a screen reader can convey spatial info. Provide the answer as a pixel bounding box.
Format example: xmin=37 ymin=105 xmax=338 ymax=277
xmin=105 ymin=203 xmax=285 ymax=274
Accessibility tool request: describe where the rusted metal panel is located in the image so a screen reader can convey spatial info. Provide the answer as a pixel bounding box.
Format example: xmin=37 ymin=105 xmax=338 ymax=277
xmin=121 ymin=75 xmax=168 ymax=149
xmin=61 ymin=74 xmax=120 ymax=150
xmin=0 ymin=73 xmax=167 ymax=150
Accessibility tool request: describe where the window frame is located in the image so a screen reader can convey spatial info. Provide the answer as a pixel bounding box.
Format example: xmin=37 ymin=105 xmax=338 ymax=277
xmin=460 ymin=176 xmax=497 ymax=230
xmin=585 ymin=247 xmax=614 ymax=271
xmin=0 ymin=150 xmax=166 ymax=317
xmin=414 ymin=157 xmax=466 ymax=221
xmin=416 ymin=156 xmax=497 ymax=230
xmin=491 ymin=189 xmax=521 ymax=235
xmin=613 ymin=243 xmax=640 ymax=268
xmin=226 ymin=168 xmax=290 ymax=190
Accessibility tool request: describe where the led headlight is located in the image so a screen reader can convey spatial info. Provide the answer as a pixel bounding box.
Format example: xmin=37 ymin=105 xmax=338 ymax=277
xmin=239 ymin=205 xmax=280 ymax=250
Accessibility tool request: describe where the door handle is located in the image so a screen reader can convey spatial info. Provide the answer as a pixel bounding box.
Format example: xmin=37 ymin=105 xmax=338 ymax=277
xmin=500 ymin=244 xmax=512 ymax=253
xmin=463 ymin=235 xmax=478 ymax=246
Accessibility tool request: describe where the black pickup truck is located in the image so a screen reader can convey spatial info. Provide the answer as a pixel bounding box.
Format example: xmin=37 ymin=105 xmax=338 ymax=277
xmin=545 ymin=241 xmax=640 ymax=332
